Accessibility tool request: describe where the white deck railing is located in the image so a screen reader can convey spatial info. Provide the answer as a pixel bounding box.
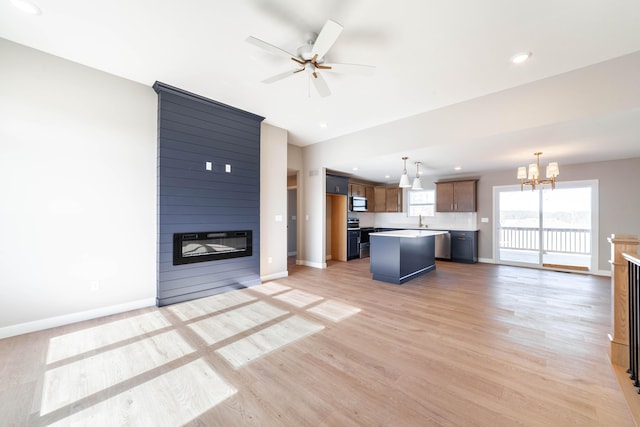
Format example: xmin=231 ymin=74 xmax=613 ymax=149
xmin=499 ymin=227 xmax=591 ymax=254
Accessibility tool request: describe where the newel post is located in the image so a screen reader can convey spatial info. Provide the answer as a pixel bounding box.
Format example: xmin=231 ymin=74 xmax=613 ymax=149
xmin=608 ymin=234 xmax=640 ymax=366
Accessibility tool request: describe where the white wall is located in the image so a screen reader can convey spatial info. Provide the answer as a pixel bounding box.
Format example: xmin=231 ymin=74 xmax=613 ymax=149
xmin=260 ymin=123 xmax=288 ymax=280
xmin=0 ymin=39 xmax=157 ymax=338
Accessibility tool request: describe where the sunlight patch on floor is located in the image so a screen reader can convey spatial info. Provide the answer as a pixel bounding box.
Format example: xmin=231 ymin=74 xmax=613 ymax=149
xmin=48 ymin=358 xmax=236 ymax=426
xmin=250 ymin=281 xmax=291 ymax=295
xmin=307 ymin=300 xmax=362 ymax=322
xmin=216 ymin=316 xmax=324 ymax=368
xmin=167 ymin=291 xmax=256 ymax=321
xmin=46 ymin=311 xmax=171 ymax=364
xmin=41 ymin=330 xmax=195 ymax=415
xmin=273 ymin=289 xmax=324 ymax=307
xmin=189 ymin=301 xmax=288 ymax=345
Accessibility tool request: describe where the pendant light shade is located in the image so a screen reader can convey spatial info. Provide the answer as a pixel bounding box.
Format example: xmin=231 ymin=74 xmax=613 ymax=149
xmin=516 ymin=152 xmax=560 ymax=191
xmin=412 ymin=162 xmax=423 ymax=190
xmin=399 ymin=156 xmax=412 ymax=188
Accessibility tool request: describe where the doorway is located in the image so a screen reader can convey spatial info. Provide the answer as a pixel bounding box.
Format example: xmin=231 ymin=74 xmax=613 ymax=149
xmin=494 ymin=180 xmax=598 ymax=272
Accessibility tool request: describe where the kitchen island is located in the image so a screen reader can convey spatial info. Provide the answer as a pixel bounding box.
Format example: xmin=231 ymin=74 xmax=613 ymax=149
xmin=370 ymin=229 xmax=448 ymax=284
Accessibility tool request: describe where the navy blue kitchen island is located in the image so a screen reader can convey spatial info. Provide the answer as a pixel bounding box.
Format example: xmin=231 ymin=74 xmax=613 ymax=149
xmin=370 ymin=229 xmax=448 ymax=284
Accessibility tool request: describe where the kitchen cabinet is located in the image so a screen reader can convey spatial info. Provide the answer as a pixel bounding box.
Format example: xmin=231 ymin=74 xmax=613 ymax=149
xmin=350 ymin=183 xmax=366 ymax=197
xmin=326 ymin=174 xmax=348 ymax=195
xmin=373 ymin=186 xmax=387 ymax=212
xmin=450 ymin=230 xmax=478 ymax=263
xmin=386 ymin=187 xmax=402 ymax=212
xmin=347 ymin=229 xmax=360 ymax=260
xmin=365 ymin=185 xmax=375 ymax=206
xmin=436 ymin=180 xmax=477 ymax=212
xmin=373 ymin=186 xmax=403 ymax=212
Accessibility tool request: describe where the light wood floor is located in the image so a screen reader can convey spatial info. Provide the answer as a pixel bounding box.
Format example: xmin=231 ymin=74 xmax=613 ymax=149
xmin=0 ymin=259 xmax=636 ymax=426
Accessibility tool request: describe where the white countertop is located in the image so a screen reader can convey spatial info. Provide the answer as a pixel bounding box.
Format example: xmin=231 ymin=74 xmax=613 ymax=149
xmin=373 ymin=225 xmax=479 ymax=231
xmin=371 ymin=229 xmax=448 ymax=238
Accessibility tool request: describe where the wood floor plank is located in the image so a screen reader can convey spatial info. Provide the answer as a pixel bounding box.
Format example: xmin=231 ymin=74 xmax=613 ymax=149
xmin=0 ymin=259 xmax=636 ymax=426
xmin=188 ymin=301 xmax=288 ymax=345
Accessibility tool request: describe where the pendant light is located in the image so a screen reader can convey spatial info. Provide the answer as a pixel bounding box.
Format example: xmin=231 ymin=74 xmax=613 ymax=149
xmin=399 ymin=156 xmax=411 ymax=188
xmin=412 ymin=162 xmax=423 ymax=190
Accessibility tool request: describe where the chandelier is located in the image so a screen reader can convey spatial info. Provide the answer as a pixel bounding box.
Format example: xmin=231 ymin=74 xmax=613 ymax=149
xmin=516 ymin=152 xmax=559 ymax=191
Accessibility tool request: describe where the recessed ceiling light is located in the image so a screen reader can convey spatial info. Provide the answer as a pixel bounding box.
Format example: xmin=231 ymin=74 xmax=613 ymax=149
xmin=454 ymin=166 xmax=462 ymax=171
xmin=319 ymin=122 xmax=327 ymax=128
xmin=10 ymin=0 xmax=42 ymax=15
xmin=384 ymin=175 xmax=391 ymax=179
xmin=352 ymin=167 xmax=359 ymax=171
xmin=511 ymin=52 xmax=532 ymax=64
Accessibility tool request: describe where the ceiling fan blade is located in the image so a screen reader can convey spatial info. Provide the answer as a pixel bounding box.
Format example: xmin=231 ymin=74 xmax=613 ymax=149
xmin=311 ymin=72 xmax=331 ymax=97
xmin=261 ymin=70 xmax=299 ymax=84
xmin=310 ymin=19 xmax=343 ymax=60
xmin=246 ymin=36 xmax=298 ymax=61
xmin=323 ymin=63 xmax=376 ymax=76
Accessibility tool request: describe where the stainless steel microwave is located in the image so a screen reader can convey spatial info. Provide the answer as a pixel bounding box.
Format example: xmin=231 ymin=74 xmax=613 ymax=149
xmin=349 ymin=196 xmax=368 ymax=212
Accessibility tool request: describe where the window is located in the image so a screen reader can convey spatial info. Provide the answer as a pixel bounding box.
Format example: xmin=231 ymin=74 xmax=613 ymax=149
xmin=408 ymin=189 xmax=435 ymax=217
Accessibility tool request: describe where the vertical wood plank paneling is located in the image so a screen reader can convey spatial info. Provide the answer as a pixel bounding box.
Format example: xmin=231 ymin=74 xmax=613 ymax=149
xmin=153 ymin=82 xmax=264 ymax=306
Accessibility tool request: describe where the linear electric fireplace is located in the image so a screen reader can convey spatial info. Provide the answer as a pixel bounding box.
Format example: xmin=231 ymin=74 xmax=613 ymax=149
xmin=173 ymin=230 xmax=252 ymax=265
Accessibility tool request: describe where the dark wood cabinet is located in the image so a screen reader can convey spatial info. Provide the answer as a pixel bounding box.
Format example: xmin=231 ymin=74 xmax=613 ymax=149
xmin=386 ymin=187 xmax=401 ymax=212
xmin=436 ymin=180 xmax=477 ymax=212
xmin=350 ymin=183 xmax=366 ymax=197
xmin=373 ymin=186 xmax=402 ymax=212
xmin=450 ymin=230 xmax=478 ymax=263
xmin=365 ymin=185 xmax=375 ymax=205
xmin=326 ymin=174 xmax=348 ymax=195
xmin=374 ymin=186 xmax=387 ymax=212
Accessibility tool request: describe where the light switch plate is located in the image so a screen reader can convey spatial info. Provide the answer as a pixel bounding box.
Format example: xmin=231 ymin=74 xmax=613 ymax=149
xmin=481 ymin=217 xmax=489 ymax=223
xmin=225 ymin=164 xmax=231 ymax=173
xmin=205 ymin=161 xmax=212 ymax=171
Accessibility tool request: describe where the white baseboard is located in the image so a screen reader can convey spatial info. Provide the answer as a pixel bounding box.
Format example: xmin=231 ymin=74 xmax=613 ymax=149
xmin=478 ymin=257 xmax=495 ymax=264
xmin=596 ymin=269 xmax=612 ymax=277
xmin=296 ymin=259 xmax=327 ymax=269
xmin=0 ymin=297 xmax=156 ymax=340
xmin=261 ymin=271 xmax=289 ymax=281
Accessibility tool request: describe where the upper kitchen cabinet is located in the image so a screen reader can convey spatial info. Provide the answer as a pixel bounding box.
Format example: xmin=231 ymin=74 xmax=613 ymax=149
xmin=436 ymin=180 xmax=477 ymax=212
xmin=374 ymin=186 xmax=403 ymax=212
xmin=326 ymin=174 xmax=348 ymax=195
xmin=350 ymin=183 xmax=366 ymax=197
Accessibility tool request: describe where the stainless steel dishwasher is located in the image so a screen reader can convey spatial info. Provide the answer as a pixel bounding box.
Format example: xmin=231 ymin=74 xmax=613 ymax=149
xmin=435 ymin=232 xmax=451 ymax=259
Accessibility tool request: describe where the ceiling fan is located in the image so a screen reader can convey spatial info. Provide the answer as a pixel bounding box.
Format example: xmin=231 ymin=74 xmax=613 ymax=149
xmin=246 ymin=19 xmax=375 ymax=97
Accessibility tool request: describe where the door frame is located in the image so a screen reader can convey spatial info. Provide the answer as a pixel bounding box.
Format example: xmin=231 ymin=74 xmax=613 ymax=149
xmin=492 ymin=179 xmax=599 ymax=273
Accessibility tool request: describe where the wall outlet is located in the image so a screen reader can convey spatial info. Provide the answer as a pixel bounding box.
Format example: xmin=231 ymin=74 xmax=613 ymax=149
xmin=225 ymin=164 xmax=231 ymax=173
xmin=481 ymin=217 xmax=489 ymax=223
xmin=275 ymin=215 xmax=282 ymax=222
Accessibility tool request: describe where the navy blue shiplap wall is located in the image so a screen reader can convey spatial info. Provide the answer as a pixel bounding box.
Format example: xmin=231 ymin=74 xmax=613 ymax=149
xmin=153 ymin=82 xmax=264 ymax=306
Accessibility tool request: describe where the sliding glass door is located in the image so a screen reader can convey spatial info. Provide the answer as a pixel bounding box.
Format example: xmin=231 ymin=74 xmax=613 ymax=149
xmin=494 ymin=181 xmax=597 ymax=272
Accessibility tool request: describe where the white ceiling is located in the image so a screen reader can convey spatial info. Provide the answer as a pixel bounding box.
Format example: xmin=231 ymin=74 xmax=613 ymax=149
xmin=2 ymin=0 xmax=640 ymax=183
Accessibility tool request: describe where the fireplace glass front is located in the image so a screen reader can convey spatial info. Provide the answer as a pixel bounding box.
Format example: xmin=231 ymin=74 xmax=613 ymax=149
xmin=173 ymin=230 xmax=252 ymax=265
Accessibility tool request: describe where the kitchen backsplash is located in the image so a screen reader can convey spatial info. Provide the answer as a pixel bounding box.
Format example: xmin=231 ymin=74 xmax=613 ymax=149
xmin=356 ymin=212 xmax=478 ymax=231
